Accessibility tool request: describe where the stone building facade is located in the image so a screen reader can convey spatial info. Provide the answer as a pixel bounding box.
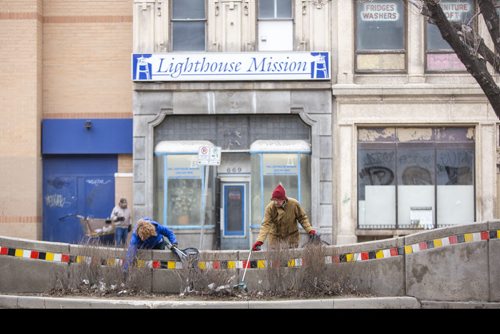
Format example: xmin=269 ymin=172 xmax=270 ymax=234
xmin=2 ymin=0 xmax=500 ymax=249
xmin=132 ymin=0 xmax=500 ymax=248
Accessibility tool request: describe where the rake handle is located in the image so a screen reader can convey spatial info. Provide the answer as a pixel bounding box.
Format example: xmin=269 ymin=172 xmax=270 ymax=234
xmin=241 ymin=249 xmax=252 ymax=282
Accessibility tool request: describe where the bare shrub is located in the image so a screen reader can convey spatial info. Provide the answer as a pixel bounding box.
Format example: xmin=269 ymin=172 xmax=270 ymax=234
xmin=327 ymin=248 xmax=360 ymax=297
xmin=296 ymin=242 xmax=331 ymax=295
xmin=176 ymin=254 xmax=237 ymax=297
xmin=256 ymin=240 xmax=360 ymax=298
xmin=264 ymin=241 xmax=298 ymax=295
xmin=49 ymin=240 xmax=361 ymax=299
xmin=50 ymin=241 xmax=148 ymax=297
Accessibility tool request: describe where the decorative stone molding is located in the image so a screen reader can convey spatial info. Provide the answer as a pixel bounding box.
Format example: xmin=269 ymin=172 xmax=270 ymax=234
xmin=312 ymin=0 xmax=329 ymax=9
xmin=156 ymin=1 xmax=163 ymax=17
xmin=301 ymin=0 xmax=329 ymax=15
xmin=140 ymin=3 xmax=152 ymax=11
xmin=243 ymin=0 xmax=249 ymax=16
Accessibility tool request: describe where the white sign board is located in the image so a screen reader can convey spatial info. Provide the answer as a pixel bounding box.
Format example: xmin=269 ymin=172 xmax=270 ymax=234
xmin=167 ymin=155 xmax=201 ymax=178
xmin=360 ymin=2 xmax=399 ymax=21
xmin=208 ymin=146 xmax=221 ymax=166
xmin=132 ymin=52 xmax=330 ymax=81
xmin=198 ymin=146 xmax=221 ymax=166
xmin=198 ymin=145 xmax=210 ymax=165
xmin=410 ymin=206 xmax=433 ymax=229
xmin=263 ymin=163 xmax=298 ymax=175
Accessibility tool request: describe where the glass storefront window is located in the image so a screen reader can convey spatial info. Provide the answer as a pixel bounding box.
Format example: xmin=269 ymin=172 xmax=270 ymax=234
xmin=426 ymin=0 xmax=474 ymax=71
xmin=263 ymin=154 xmax=299 ymax=200
xmin=397 ymin=145 xmax=435 ymax=229
xmin=155 ymin=154 xmax=204 ymax=226
xmin=251 ymin=153 xmax=311 ymax=227
xmin=436 ymin=146 xmax=474 ymax=226
xmin=168 ymin=175 xmax=203 ymax=226
xmin=358 ymin=147 xmax=397 ymax=229
xmin=355 ymin=0 xmax=406 ymax=72
xmin=154 ymin=141 xmax=214 ymax=228
xmin=357 ymin=127 xmax=475 ymax=229
xmin=250 ymin=140 xmax=311 ymax=228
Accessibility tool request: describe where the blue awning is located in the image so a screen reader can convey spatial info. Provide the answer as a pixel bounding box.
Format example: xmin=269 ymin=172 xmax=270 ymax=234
xmin=42 ymin=119 xmax=133 ymax=154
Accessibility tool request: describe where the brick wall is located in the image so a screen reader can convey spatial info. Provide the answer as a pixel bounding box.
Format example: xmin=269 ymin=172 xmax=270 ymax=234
xmin=43 ymin=0 xmax=132 ymax=118
xmin=0 ymin=0 xmax=43 ymax=239
xmin=0 ymin=0 xmax=133 ymax=239
xmin=116 ymin=154 xmax=133 ymax=219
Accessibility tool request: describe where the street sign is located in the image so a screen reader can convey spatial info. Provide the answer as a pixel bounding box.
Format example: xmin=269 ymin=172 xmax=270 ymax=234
xmin=198 ymin=145 xmax=210 ymax=165
xmin=208 ymin=146 xmax=221 ymax=166
xmin=198 ymin=146 xmax=221 ymax=166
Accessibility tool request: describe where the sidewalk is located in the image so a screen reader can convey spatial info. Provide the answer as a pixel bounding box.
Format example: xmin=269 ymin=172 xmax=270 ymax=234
xmin=0 ymin=294 xmax=421 ymax=309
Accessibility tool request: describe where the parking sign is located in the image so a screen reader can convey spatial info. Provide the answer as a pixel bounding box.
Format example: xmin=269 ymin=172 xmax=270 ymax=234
xmin=198 ymin=146 xmax=221 ymax=166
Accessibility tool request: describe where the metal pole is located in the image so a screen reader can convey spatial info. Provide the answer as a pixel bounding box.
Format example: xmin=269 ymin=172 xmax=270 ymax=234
xmin=199 ymin=164 xmax=209 ymax=249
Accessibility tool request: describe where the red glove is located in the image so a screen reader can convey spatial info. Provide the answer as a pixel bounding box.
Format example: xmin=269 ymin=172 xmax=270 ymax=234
xmin=309 ymin=230 xmax=316 ymax=235
xmin=252 ymin=241 xmax=263 ymax=251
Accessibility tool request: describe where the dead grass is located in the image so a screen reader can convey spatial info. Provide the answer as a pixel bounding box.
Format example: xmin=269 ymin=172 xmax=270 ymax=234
xmin=48 ymin=240 xmax=360 ymax=300
xmin=175 ymin=253 xmax=238 ymax=297
xmin=50 ymin=241 xmax=149 ymax=297
xmin=257 ymin=240 xmax=360 ymax=299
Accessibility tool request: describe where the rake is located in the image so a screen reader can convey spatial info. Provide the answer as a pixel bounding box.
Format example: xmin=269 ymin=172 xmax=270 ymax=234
xmin=233 ymin=249 xmax=253 ymax=292
xmin=164 ymin=237 xmax=199 ymax=265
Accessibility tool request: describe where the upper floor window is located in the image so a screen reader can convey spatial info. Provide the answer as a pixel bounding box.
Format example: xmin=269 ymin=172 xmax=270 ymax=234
xmin=355 ymin=0 xmax=406 ymax=72
xmin=171 ymin=0 xmax=206 ymax=51
xmin=426 ymin=0 xmax=475 ymax=72
xmin=258 ymin=0 xmax=293 ymax=51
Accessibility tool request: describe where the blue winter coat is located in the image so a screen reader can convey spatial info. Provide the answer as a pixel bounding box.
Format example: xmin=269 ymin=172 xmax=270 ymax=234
xmin=123 ymin=219 xmax=177 ymax=271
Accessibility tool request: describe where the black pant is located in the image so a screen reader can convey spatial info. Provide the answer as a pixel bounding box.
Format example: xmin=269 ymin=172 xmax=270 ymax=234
xmin=153 ymin=238 xmax=167 ymax=250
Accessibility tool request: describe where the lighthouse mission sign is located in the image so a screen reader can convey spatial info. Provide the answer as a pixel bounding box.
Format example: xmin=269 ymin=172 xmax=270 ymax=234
xmin=132 ymin=52 xmax=330 ymax=81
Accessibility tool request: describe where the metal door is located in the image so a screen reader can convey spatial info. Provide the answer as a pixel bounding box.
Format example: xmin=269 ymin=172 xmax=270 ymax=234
xmin=220 ymin=182 xmax=249 ymax=250
xmin=43 ymin=155 xmax=116 ymax=244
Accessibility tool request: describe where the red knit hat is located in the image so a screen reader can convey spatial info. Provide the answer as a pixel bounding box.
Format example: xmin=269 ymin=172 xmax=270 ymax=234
xmin=271 ymin=184 xmax=287 ymax=200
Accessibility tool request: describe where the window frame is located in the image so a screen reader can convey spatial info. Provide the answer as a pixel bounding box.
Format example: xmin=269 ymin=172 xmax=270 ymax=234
xmin=257 ymin=0 xmax=295 ymax=51
xmin=357 ymin=127 xmax=476 ymax=230
xmin=354 ymin=0 xmax=408 ymax=74
xmin=357 ymin=142 xmax=397 ymax=229
xmin=424 ymin=0 xmax=476 ymax=73
xmin=257 ymin=0 xmax=293 ymax=20
xmin=170 ymin=0 xmax=207 ymax=52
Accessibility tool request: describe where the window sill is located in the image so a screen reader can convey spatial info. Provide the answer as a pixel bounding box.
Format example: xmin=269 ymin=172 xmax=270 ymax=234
xmin=356 ymin=228 xmax=426 ymax=237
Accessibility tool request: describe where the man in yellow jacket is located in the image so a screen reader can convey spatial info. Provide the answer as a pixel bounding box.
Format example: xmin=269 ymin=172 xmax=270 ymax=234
xmin=252 ymin=184 xmax=316 ymax=251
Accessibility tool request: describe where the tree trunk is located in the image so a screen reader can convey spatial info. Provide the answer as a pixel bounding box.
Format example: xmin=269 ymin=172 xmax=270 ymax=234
xmin=478 ymin=0 xmax=500 ymax=55
xmin=424 ymin=0 xmax=500 ymax=119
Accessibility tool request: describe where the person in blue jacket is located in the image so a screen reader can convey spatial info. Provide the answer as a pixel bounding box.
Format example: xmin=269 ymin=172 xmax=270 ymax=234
xmin=123 ymin=217 xmax=177 ymax=272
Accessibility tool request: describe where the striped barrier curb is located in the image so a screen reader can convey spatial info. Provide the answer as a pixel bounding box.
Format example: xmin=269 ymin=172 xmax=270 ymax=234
xmin=1 ymin=230 xmax=498 ymax=270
